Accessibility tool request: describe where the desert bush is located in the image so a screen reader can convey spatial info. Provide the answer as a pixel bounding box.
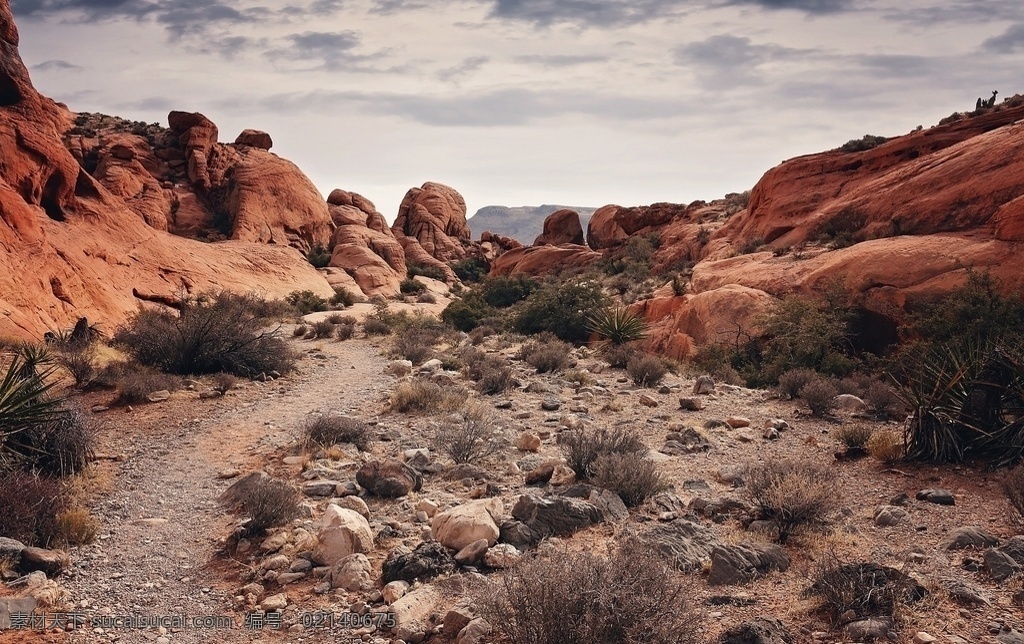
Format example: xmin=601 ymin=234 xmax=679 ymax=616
xmin=325 ymin=313 xmax=354 ymax=325
xmin=476 ymin=541 xmax=700 ymax=644
xmin=467 ymin=326 xmax=493 ymax=345
xmin=335 ymin=323 xmax=355 ymax=341
xmin=739 ymin=236 xmax=765 ymax=254
xmin=627 ymin=354 xmax=667 ymax=388
xmin=587 ymin=306 xmax=650 ymax=346
xmin=839 ymin=134 xmax=888 ymax=153
xmin=602 ymin=343 xmax=639 ymax=369
xmin=292 ymin=324 xmax=308 ymax=338
xmin=303 ymin=412 xmax=370 ymax=451
xmin=329 ymin=287 xmax=356 ymax=308
xmin=689 ymin=343 xmax=744 ymax=385
xmin=511 ymin=278 xmax=608 ymax=344
xmin=113 ymin=292 xmax=296 ymax=377
xmin=518 ymin=334 xmax=573 ymax=373
xmin=452 ymin=257 xmax=489 ymax=283
xmin=561 ymin=426 xmax=646 ymax=478
xmin=55 ymin=507 xmax=99 ymax=546
xmin=311 ymin=320 xmax=335 ymax=339
xmin=799 ymin=377 xmax=838 ymax=416
xmin=591 ymin=452 xmax=669 ymax=507
xmin=777 ymin=368 xmax=819 ymax=399
xmin=400 ymin=278 xmax=426 ymax=294
xmin=417 ymin=292 xmax=437 ymax=304
xmin=407 ymin=263 xmax=447 ymax=281
xmin=96 ymin=360 xmax=180 ymax=405
xmin=481 ymin=275 xmax=538 ymax=308
xmin=464 ymin=353 xmax=514 ymax=395
xmin=808 ymin=553 xmax=925 ymax=626
xmin=362 ymin=317 xmax=391 ymax=336
xmin=434 ymin=403 xmax=502 ymax=464
xmin=745 ymin=458 xmax=837 ymax=543
xmin=834 ymin=424 xmax=873 ymax=449
xmin=0 ymin=472 xmax=68 ymax=546
xmin=286 ymin=290 xmax=328 ymax=314
xmin=391 ymin=379 xmax=465 ymax=414
xmin=53 ymin=340 xmax=97 ymax=387
xmin=865 ymin=380 xmax=903 ymax=419
xmin=563 ymin=369 xmax=596 ymax=387
xmin=441 ymin=291 xmax=496 ymax=332
xmin=212 ymin=373 xmax=237 ymax=394
xmin=306 ymin=245 xmax=331 ymax=268
xmin=1003 ymin=466 xmax=1024 ymax=524
xmin=866 ymin=429 xmax=905 ymax=464
xmin=908 ymin=269 xmax=1024 ymax=347
xmin=227 ymin=476 xmax=301 ymax=536
xmin=391 ymin=326 xmax=444 ymax=365
xmin=0 ymin=352 xmax=66 ymax=470
xmin=20 ymin=408 xmax=95 ymax=477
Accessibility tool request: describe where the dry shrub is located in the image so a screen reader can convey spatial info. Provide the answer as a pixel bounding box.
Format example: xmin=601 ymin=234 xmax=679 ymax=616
xmin=417 ymin=292 xmax=437 ymax=304
xmin=745 ymin=458 xmax=838 ymax=543
xmin=433 ymin=403 xmax=502 ymax=464
xmin=391 ymin=379 xmax=465 ymax=414
xmin=602 ymin=344 xmax=639 ymax=369
xmin=212 ymin=373 xmax=237 ymax=394
xmin=626 ymin=354 xmax=667 ymax=388
xmin=0 ymin=472 xmax=68 ymax=546
xmin=834 ymin=423 xmax=873 ymax=449
xmin=362 ymin=317 xmax=392 ymax=336
xmin=21 ymin=408 xmax=96 ymax=477
xmin=293 ymin=324 xmax=308 ymax=337
xmin=335 ymin=323 xmax=356 ymax=341
xmin=54 ymin=341 xmax=97 ymax=387
xmin=591 ymin=452 xmax=669 ymax=507
xmin=1005 ymin=466 xmax=1024 ymax=524
xmin=867 ymin=429 xmax=904 ymax=464
xmin=392 ymin=327 xmax=441 ymax=365
xmin=98 ymin=360 xmax=180 ymax=405
xmin=800 ymin=377 xmax=838 ymax=416
xmin=808 ymin=552 xmax=926 ymax=626
xmin=225 ymin=476 xmax=301 ymax=536
xmin=311 ymin=320 xmax=335 ymax=339
xmin=563 ymin=369 xmax=596 ymax=387
xmin=476 ymin=359 xmax=515 ymax=395
xmin=476 ymin=541 xmax=700 ymax=644
xmin=865 ymin=380 xmax=904 ymax=419
xmin=561 ymin=426 xmax=646 ymax=478
xmin=326 ymin=313 xmax=356 ymax=325
xmin=303 ymin=412 xmax=370 ymax=451
xmin=518 ymin=334 xmax=573 ymax=373
xmin=777 ymin=368 xmax=818 ymax=399
xmin=55 ymin=508 xmax=99 ymax=546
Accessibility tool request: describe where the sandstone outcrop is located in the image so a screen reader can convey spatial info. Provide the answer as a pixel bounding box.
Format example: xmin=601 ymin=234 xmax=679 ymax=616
xmin=326 ymin=190 xmax=406 ymax=297
xmin=587 ymin=202 xmax=690 ymax=250
xmin=489 ymin=244 xmax=601 ymax=277
xmin=392 ymin=182 xmax=471 ymax=263
xmin=534 ymin=208 xmax=584 ymax=246
xmin=0 ymin=0 xmax=333 ymax=340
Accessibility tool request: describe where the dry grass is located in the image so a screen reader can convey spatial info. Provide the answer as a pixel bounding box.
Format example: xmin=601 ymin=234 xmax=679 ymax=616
xmin=302 ymin=412 xmax=371 ymax=451
xmin=1003 ymin=465 xmax=1024 ymax=525
xmin=518 ymin=334 xmax=573 ymax=373
xmin=391 ymin=379 xmax=466 ymax=414
xmin=0 ymin=472 xmax=68 ymax=546
xmin=626 ymin=354 xmax=667 ymax=387
xmin=867 ymin=429 xmax=905 ymax=464
xmin=433 ymin=403 xmax=503 ymax=464
xmin=591 ymin=452 xmax=669 ymax=507
xmin=745 ymin=458 xmax=838 ymax=543
xmin=834 ymin=423 xmax=873 ymax=449
xmin=222 ymin=476 xmax=301 ymax=536
xmin=55 ymin=508 xmax=99 ymax=546
xmin=561 ymin=426 xmax=646 ymax=478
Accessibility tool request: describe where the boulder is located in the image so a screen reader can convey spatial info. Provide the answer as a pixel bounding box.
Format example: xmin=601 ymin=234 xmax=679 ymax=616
xmin=356 ymin=459 xmax=422 ymax=498
xmin=390 ymin=585 xmax=442 ymax=642
xmin=916 ymin=489 xmax=955 ymax=505
xmin=483 ymin=543 xmax=522 ymax=568
xmin=534 ymin=209 xmax=584 ymax=246
xmin=381 ymin=540 xmax=457 ymax=583
xmin=431 ymin=499 xmax=503 ymax=551
xmin=638 ymin=519 xmax=723 ymax=571
xmin=720 ymin=617 xmax=794 ymax=644
xmin=392 ymin=181 xmax=471 ymax=263
xmin=707 ymin=543 xmax=790 ymax=585
xmin=314 ymin=504 xmax=373 ymax=566
xmin=16 ymin=547 xmax=66 ymax=577
xmin=872 ymin=505 xmax=908 ymax=527
xmin=234 ymin=129 xmax=272 ymax=150
xmin=454 ymin=538 xmax=490 ymax=565
xmin=985 ymin=536 xmax=1024 ymax=582
xmin=489 ymin=244 xmax=601 ymax=277
xmin=942 ymin=526 xmax=1000 ymax=551
xmin=503 ymin=493 xmax=606 ymax=546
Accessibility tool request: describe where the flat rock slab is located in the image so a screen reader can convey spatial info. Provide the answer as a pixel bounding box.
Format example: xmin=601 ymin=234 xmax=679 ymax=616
xmin=708 ymin=542 xmax=790 ymax=585
xmin=0 ymin=596 xmax=38 ymax=630
xmin=942 ymin=526 xmax=1000 ymax=550
xmin=639 ymin=520 xmax=723 ymax=572
xmin=916 ymin=488 xmax=955 ymax=505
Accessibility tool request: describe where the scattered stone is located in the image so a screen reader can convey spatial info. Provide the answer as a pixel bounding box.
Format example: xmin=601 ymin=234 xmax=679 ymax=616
xmin=432 ymin=499 xmax=503 ymax=551
xmin=845 ymin=617 xmax=892 ymax=641
xmin=457 ymin=617 xmax=492 ymax=644
xmin=912 ymin=632 xmax=937 ymax=644
xmin=639 ymin=394 xmax=658 ymax=407
xmin=693 ymin=375 xmax=715 ymax=394
xmin=0 ymin=597 xmax=37 ymax=631
xmin=276 ymin=571 xmax=305 ymax=585
xmin=916 ymin=488 xmax=955 ymax=505
xmin=454 ymin=538 xmax=490 ymax=565
xmin=766 ymin=418 xmax=790 ymax=431
xmin=515 ymin=432 xmax=541 ymax=452
xmin=0 ymin=537 xmax=26 ymax=562
xmin=726 ymin=416 xmax=751 ymax=429
xmin=382 ymin=580 xmax=410 ymax=604
xmin=417 ymin=358 xmax=443 ymax=373
xmin=330 ymin=553 xmax=373 ymax=590
xmin=524 ymin=460 xmax=557 ymax=485
xmin=763 ymin=428 xmax=780 ymax=440
xmin=942 ymin=526 xmax=1000 ymax=550
xmin=502 ymin=494 xmax=604 ymax=547
xmin=998 ymin=629 xmax=1024 ymax=644
xmin=720 ymin=617 xmax=794 ymax=644
xmin=356 ymin=459 xmax=422 ymax=498
xmin=302 ymin=480 xmax=341 ymax=497
xmin=417 ymin=499 xmax=439 ymax=517
xmin=679 ymin=397 xmax=703 ymax=411
xmin=717 ymin=466 xmax=745 ymax=487
xmin=540 ymin=399 xmax=561 ymax=411
xmin=146 ymin=389 xmax=171 ymax=402
xmin=658 ymin=385 xmax=672 ymax=395
xmin=387 ymin=360 xmax=413 ymax=376
xmin=483 ymin=543 xmax=522 ymax=568
xmin=708 ymin=543 xmax=790 ymax=585
xmin=260 ymin=593 xmax=288 ymax=611
xmin=444 ymin=604 xmax=475 ymax=635
xmin=873 ymin=505 xmax=908 ymax=527
xmin=944 ymin=579 xmax=991 ymax=606
xmin=381 ymin=540 xmax=457 ymax=583
xmin=259 ymin=532 xmax=289 ymax=553
xmin=834 ymin=394 xmax=868 ymax=413
xmin=90 ymin=405 xmax=109 ymax=413
xmin=495 ymin=400 xmax=513 ymax=409
xmin=389 ymin=585 xmax=441 ymax=643
xmin=314 ymin=504 xmax=374 ymax=566
xmin=984 ymin=536 xmax=1024 ymax=581
xmin=335 ymin=495 xmax=370 ymax=519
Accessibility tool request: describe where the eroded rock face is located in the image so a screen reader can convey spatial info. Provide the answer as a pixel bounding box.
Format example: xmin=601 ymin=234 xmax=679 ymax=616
xmin=534 ymin=209 xmax=584 ymax=246
xmin=587 ymin=202 xmax=689 ymax=250
xmin=489 ymin=244 xmax=602 ymax=277
xmin=392 ymin=181 xmax=471 ymax=262
xmin=326 ymin=191 xmax=407 ymax=297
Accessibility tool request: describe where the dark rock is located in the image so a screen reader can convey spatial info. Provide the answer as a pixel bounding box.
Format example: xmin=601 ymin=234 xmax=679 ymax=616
xmin=942 ymin=526 xmax=1000 ymax=550
xmin=508 ymin=493 xmax=604 ymax=545
xmin=691 ymin=496 xmax=753 ymax=523
xmin=524 ymin=461 xmax=555 ymax=485
xmin=218 ymin=471 xmax=269 ymax=507
xmin=17 ymin=547 xmax=66 ymax=576
xmin=498 ymin=520 xmax=534 ymax=550
xmin=998 ymin=629 xmax=1024 ymax=644
xmin=846 ymin=617 xmax=892 ymax=642
xmin=0 ymin=537 xmax=25 ymax=562
xmin=693 ymin=375 xmax=715 ymax=394
xmin=915 ymin=488 xmax=955 ymax=505
xmin=872 ymin=505 xmax=908 ymax=527
xmin=639 ymin=520 xmax=723 ymax=572
xmin=356 ymin=459 xmax=421 ymax=498
xmin=679 ymin=397 xmax=703 ymax=411
xmin=558 ymin=484 xmax=629 ymax=522
xmin=943 ymin=579 xmax=991 ymax=606
xmin=661 ymin=427 xmax=711 ymax=454
xmin=708 ymin=543 xmax=790 ymax=585
xmin=444 ymin=463 xmax=489 ymax=481
xmin=985 ymin=546 xmax=1023 ymax=582
xmin=540 ymin=399 xmax=561 ymax=411
xmin=720 ymin=617 xmax=793 ymax=644
xmin=381 ymin=541 xmax=456 ymax=583
xmin=454 ymin=539 xmax=489 ymax=565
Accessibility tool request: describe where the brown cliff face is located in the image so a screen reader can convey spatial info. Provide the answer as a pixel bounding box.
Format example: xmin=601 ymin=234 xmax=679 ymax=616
xmin=392 ymin=182 xmax=472 ymax=262
xmin=0 ymin=0 xmax=333 ymax=340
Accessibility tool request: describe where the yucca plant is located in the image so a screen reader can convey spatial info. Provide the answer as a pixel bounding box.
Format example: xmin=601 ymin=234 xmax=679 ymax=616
xmin=894 ymin=337 xmax=1024 ymax=466
xmin=586 ymin=306 xmax=650 ymax=347
xmin=0 ymin=352 xmax=66 ymax=470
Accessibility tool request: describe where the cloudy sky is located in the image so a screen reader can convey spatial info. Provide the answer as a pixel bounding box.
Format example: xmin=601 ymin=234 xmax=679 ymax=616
xmin=11 ymin=0 xmax=1024 ymax=224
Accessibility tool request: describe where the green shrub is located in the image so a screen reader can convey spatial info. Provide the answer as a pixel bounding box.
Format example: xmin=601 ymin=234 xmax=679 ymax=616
xmin=303 ymin=413 xmax=370 ymax=451
xmin=591 ymin=452 xmax=669 ymax=507
xmin=407 ymin=263 xmax=447 ymax=281
xmin=777 ymin=368 xmax=818 ymax=399
xmin=481 ymin=275 xmax=538 ymax=308
xmin=452 ymin=258 xmax=489 ymax=283
xmin=329 ymin=287 xmax=357 ymax=308
xmin=306 ymin=245 xmax=332 ymax=268
xmin=587 ymin=307 xmax=649 ymax=346
xmin=561 ymin=426 xmax=646 ymax=478
xmin=400 ymin=278 xmax=426 ymax=294
xmin=907 ymin=269 xmax=1024 ymax=347
xmin=286 ymin=290 xmax=328 ymax=314
xmin=800 ymin=377 xmax=838 ymax=416
xmin=518 ymin=334 xmax=573 ymax=373
xmin=441 ymin=292 xmax=496 ymax=332
xmin=113 ymin=292 xmax=296 ymax=377
xmin=512 ymin=278 xmax=608 ymax=343
xmin=0 ymin=352 xmax=65 ymax=470
xmin=745 ymin=458 xmax=837 ymax=543
xmin=839 ymin=134 xmax=887 ymax=153
xmin=626 ymin=354 xmax=667 ymax=388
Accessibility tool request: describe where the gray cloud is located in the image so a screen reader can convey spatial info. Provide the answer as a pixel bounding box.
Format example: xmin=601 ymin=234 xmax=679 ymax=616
xmin=674 ymin=34 xmax=814 ymax=87
xmin=884 ymin=2 xmax=1024 ymax=26
xmin=437 ymin=56 xmax=489 ymax=82
xmin=514 ymin=54 xmax=609 ymax=66
xmin=32 ymin=59 xmax=83 ymax=71
xmin=983 ymin=23 xmax=1024 ymax=52
xmin=264 ymin=30 xmax=396 ymax=71
xmin=485 ymin=0 xmax=854 ymax=26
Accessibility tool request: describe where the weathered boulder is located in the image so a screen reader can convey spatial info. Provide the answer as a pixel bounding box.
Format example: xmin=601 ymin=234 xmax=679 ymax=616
xmin=707 ymin=543 xmax=790 ymax=585
xmin=234 ymin=129 xmax=272 ymax=150
xmin=587 ymin=202 xmax=688 ymax=250
xmin=534 ymin=209 xmax=584 ymax=246
xmin=638 ymin=519 xmax=724 ymax=571
xmin=314 ymin=504 xmax=373 ymax=566
xmin=720 ymin=617 xmax=794 ymax=644
xmin=392 ymin=181 xmax=471 ymax=262
xmin=330 ymin=553 xmax=372 ymax=590
xmin=356 ymin=459 xmax=422 ymax=498
xmin=431 ymin=499 xmax=503 ymax=551
xmin=489 ymin=244 xmax=601 ymax=277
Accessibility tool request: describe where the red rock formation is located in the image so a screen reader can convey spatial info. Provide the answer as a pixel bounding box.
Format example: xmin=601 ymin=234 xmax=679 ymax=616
xmin=234 ymin=129 xmax=272 ymax=150
xmin=479 ymin=231 xmax=522 ymax=263
xmin=0 ymin=0 xmax=332 ymax=340
xmin=326 ymin=190 xmax=407 ymax=297
xmin=392 ymin=182 xmax=471 ymax=262
xmin=587 ymin=202 xmax=690 ymax=250
xmin=534 ymin=209 xmax=584 ymax=246
xmin=489 ymin=244 xmax=601 ymax=277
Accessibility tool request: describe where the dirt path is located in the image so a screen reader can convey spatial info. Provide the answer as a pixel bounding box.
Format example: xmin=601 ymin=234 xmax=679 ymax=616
xmin=61 ymin=336 xmax=390 ymax=643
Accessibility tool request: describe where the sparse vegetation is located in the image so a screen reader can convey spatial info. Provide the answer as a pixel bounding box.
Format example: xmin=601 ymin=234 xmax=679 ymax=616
xmin=286 ymin=289 xmax=328 ymax=314
xmin=626 ymin=354 xmax=667 ymax=388
xmin=329 ymin=287 xmax=356 ymax=308
xmin=835 ymin=423 xmax=873 ymax=449
xmin=464 ymin=353 xmax=515 ymax=395
xmin=561 ymin=426 xmax=646 ymax=479
xmin=433 ymin=403 xmax=502 ymax=464
xmin=512 ymin=277 xmax=608 ymax=344
xmin=400 ymin=278 xmax=426 ymax=294
xmin=866 ymin=429 xmax=905 ymax=464
xmin=777 ymin=368 xmax=818 ymax=400
xmin=303 ymin=412 xmax=370 ymax=451
xmin=306 ymin=245 xmax=332 ymax=268
xmin=587 ymin=306 xmax=649 ymax=346
xmin=591 ymin=452 xmax=669 ymax=507
xmin=335 ymin=323 xmax=356 ymax=340
xmin=225 ymin=476 xmax=301 ymax=536
xmin=808 ymin=553 xmax=925 ymax=627
xmin=391 ymin=379 xmax=465 ymax=414
xmin=745 ymin=458 xmax=837 ymax=543
xmin=1003 ymin=466 xmax=1024 ymax=525
xmin=391 ymin=327 xmax=441 ymax=365
xmin=799 ymin=377 xmax=838 ymax=417
xmin=476 ymin=541 xmax=700 ymax=644
xmin=602 ymin=343 xmax=639 ymax=369
xmin=407 ymin=263 xmax=447 ymax=281
xmin=518 ymin=334 xmax=573 ymax=373
xmin=0 ymin=471 xmax=68 ymax=546
xmin=55 ymin=507 xmax=99 ymax=546
xmin=839 ymin=134 xmax=888 ymax=153
xmin=311 ymin=320 xmax=335 ymax=339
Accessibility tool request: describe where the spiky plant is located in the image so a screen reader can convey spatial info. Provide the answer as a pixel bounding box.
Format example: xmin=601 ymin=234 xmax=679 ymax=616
xmin=586 ymin=306 xmax=650 ymax=347
xmin=894 ymin=337 xmax=1024 ymax=466
xmin=0 ymin=352 xmax=65 ymax=470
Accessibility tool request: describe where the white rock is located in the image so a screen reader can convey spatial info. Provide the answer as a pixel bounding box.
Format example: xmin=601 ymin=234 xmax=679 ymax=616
xmin=260 ymin=593 xmax=288 ymax=611
xmin=835 ymin=394 xmax=868 ymax=412
xmin=330 ymin=553 xmax=373 ymax=590
xmin=315 ymin=504 xmax=373 ymax=566
xmin=382 ymin=580 xmax=410 ymax=604
xmin=387 ymin=360 xmax=413 ymax=376
xmin=416 ymin=499 xmax=439 ymax=517
xmin=483 ymin=544 xmax=522 ymax=569
xmin=431 ymin=499 xmax=503 ymax=551
xmin=335 ymin=495 xmax=370 ymax=519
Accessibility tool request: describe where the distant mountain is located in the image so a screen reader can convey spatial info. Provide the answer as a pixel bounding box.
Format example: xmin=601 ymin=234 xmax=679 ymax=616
xmin=468 ymin=204 xmax=598 ymax=245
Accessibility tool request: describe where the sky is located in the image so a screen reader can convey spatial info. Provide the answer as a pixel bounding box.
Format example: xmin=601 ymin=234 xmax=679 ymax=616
xmin=10 ymin=0 xmax=1024 ymax=224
